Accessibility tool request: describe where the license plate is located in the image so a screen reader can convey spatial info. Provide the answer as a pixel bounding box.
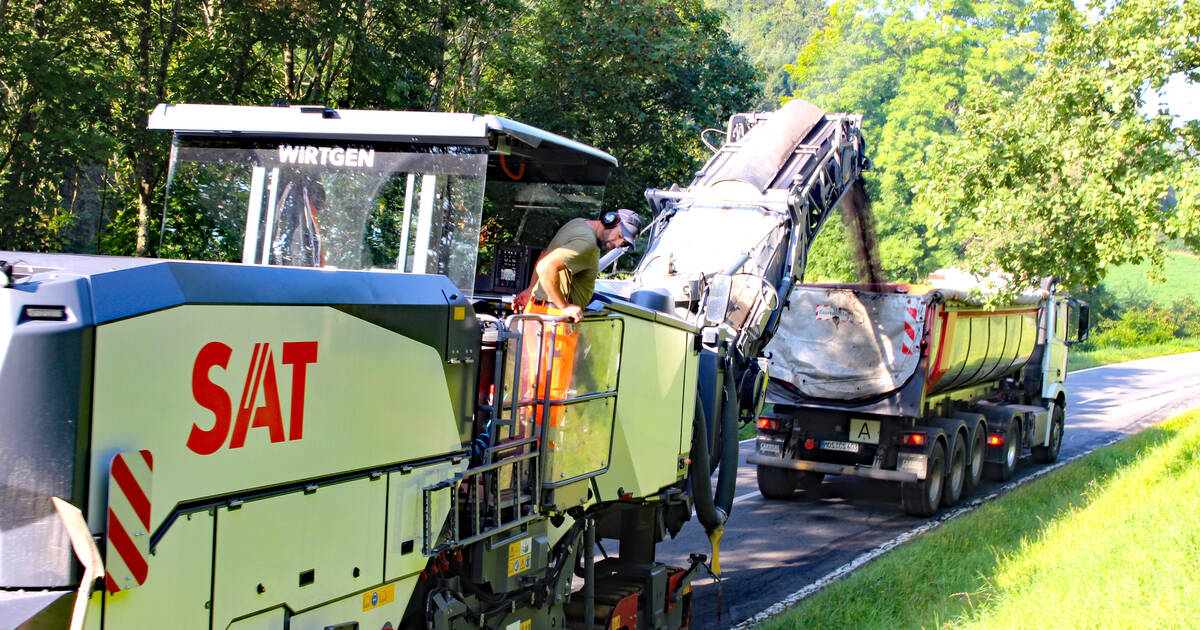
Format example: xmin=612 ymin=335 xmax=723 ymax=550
xmin=821 ymin=440 xmax=860 ymax=453
xmin=757 ymin=440 xmax=782 ymax=457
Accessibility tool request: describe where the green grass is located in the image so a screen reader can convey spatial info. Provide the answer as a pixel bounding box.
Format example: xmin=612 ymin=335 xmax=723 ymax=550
xmin=758 ymin=409 xmax=1200 ymax=630
xmin=1103 ymin=250 xmax=1200 ymax=305
xmin=1066 ymin=336 xmax=1200 ymax=371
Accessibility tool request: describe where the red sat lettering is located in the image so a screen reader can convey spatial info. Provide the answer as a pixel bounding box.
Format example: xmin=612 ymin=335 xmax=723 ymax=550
xmin=187 ymin=341 xmax=318 ymax=455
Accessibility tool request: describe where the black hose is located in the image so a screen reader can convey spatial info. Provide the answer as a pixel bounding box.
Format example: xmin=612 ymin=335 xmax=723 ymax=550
xmin=713 ymin=358 xmax=740 ymax=512
xmin=689 ymin=389 xmax=728 ymax=532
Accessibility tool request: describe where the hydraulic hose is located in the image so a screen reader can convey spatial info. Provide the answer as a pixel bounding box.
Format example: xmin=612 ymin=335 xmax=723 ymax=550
xmin=690 ymin=371 xmax=738 ymax=532
xmin=713 ymin=357 xmax=740 ymax=511
xmin=689 ymin=389 xmax=725 ymax=532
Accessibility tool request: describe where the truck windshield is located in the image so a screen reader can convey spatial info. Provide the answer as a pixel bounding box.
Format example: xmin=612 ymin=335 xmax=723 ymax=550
xmin=159 ymin=136 xmax=487 ymax=291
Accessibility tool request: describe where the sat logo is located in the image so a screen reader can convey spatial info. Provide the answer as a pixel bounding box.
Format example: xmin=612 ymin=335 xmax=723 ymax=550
xmin=187 ymin=341 xmax=318 ymax=455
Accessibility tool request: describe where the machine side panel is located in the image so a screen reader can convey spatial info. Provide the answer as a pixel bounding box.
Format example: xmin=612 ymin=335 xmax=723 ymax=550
xmin=88 ymin=304 xmax=462 ymax=529
xmin=103 ymin=509 xmax=213 ymax=629
xmin=593 ymin=316 xmax=694 ymax=500
xmin=211 ymin=476 xmax=387 ymax=630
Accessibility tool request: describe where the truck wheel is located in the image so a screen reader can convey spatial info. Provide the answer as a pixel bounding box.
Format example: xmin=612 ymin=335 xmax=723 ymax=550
xmin=901 ymin=441 xmax=944 ymax=517
xmin=756 ymin=465 xmax=797 ymax=499
xmin=965 ymin=421 xmax=986 ymax=491
xmin=985 ymin=419 xmax=1020 ymax=482
xmin=941 ymin=434 xmax=966 ymax=507
xmin=1032 ymin=403 xmax=1065 ymax=463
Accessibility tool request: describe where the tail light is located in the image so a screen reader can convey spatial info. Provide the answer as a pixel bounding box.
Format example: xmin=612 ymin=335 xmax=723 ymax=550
xmin=988 ymin=434 xmax=1004 ymax=446
xmin=901 ymin=432 xmax=927 ymax=447
xmin=757 ymin=417 xmax=779 ymax=431
xmin=804 ymin=438 xmax=815 ymax=450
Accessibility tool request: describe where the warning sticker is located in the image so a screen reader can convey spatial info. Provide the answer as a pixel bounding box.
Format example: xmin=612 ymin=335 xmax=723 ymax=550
xmin=362 ymin=583 xmax=395 ymax=611
xmin=507 ymin=538 xmax=533 ymax=577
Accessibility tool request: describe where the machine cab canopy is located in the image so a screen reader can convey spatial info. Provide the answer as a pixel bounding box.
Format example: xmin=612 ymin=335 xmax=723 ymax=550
xmin=150 ymin=103 xmax=616 ymax=294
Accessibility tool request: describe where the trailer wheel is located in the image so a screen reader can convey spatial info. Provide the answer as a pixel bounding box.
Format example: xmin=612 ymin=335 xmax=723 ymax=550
xmin=901 ymin=441 xmax=944 ymax=517
xmin=1032 ymin=403 xmax=1065 ymax=463
xmin=985 ymin=419 xmax=1020 ymax=482
xmin=965 ymin=421 xmax=986 ymax=491
xmin=756 ymin=465 xmax=797 ymax=499
xmin=941 ymin=434 xmax=966 ymax=507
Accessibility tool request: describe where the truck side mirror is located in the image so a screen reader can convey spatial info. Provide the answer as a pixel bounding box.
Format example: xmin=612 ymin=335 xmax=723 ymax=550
xmin=1066 ymin=298 xmax=1089 ymax=345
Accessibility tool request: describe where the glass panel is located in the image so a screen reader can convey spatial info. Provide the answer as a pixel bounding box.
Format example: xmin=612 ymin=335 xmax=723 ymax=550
xmin=478 ymin=181 xmax=606 ymax=283
xmin=542 ymin=397 xmax=616 ymax=486
xmin=561 ymin=318 xmax=622 ymax=397
xmin=160 ymin=139 xmax=486 ymax=292
xmin=501 ymin=316 xmax=622 ymax=404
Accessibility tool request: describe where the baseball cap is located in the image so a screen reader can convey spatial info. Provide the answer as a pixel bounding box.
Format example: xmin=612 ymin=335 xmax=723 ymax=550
xmin=614 ymin=209 xmax=643 ymax=247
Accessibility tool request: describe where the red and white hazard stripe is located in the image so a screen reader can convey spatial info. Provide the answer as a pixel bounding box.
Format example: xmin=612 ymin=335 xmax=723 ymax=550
xmin=105 ymin=450 xmax=153 ymax=594
xmin=901 ymin=304 xmax=919 ymax=355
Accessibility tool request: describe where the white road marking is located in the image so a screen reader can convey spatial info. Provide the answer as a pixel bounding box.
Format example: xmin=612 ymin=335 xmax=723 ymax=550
xmin=732 ymin=490 xmax=760 ymax=505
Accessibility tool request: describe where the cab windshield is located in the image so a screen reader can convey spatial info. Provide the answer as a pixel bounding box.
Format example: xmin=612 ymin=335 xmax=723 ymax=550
xmin=159 ymin=136 xmax=487 ymax=291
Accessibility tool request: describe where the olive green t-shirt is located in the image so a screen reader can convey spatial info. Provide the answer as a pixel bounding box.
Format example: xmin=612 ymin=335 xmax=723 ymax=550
xmin=531 ymin=218 xmax=600 ymax=308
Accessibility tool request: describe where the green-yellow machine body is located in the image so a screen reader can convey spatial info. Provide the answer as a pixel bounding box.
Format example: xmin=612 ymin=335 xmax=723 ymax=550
xmin=0 ymin=104 xmax=703 ymax=630
xmin=2 ymin=99 xmax=868 ymax=629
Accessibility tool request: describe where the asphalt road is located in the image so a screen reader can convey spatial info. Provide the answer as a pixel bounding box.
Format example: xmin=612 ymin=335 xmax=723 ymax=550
xmin=655 ymin=352 xmax=1200 ymax=628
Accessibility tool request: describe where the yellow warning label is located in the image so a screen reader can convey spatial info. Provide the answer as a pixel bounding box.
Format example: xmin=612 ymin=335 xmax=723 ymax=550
xmin=521 ymin=621 xmax=531 ymax=630
xmin=453 ymin=306 xmax=466 ymax=320
xmin=611 ymin=614 xmax=621 ymax=630
xmin=362 ymin=583 xmax=395 ymax=611
xmin=507 ymin=538 xmax=533 ymax=576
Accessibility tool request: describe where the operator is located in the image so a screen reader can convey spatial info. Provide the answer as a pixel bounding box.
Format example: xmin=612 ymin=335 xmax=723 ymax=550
xmin=513 ymin=209 xmax=642 ymax=323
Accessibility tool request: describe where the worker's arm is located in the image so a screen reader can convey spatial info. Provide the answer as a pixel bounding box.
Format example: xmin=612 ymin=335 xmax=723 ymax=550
xmin=531 ymin=252 xmax=583 ymax=322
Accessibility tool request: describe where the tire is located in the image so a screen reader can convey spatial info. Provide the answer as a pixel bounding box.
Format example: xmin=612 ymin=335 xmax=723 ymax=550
xmin=1032 ymin=403 xmax=1065 ymax=463
xmin=985 ymin=419 xmax=1020 ymax=482
xmin=798 ymin=471 xmax=825 ymax=497
xmin=756 ymin=465 xmax=797 ymax=499
xmin=901 ymin=441 xmax=945 ymax=517
xmin=965 ymin=421 xmax=986 ymax=491
xmin=941 ymin=434 xmax=966 ymax=507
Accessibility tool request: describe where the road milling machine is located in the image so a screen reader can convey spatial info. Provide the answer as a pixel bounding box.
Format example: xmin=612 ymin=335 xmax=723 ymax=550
xmin=0 ymin=98 xmax=867 ymax=630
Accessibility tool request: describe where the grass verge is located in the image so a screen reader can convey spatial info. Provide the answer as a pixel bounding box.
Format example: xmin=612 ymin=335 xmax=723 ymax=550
xmin=756 ymin=408 xmax=1200 ymax=630
xmin=1066 ymin=336 xmax=1200 ymax=371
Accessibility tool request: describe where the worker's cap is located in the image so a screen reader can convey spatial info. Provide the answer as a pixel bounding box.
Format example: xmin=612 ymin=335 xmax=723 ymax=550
xmin=614 ymin=209 xmax=643 ymax=247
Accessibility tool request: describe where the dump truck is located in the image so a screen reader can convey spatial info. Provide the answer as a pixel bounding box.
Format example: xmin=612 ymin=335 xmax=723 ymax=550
xmin=750 ymin=272 xmax=1089 ymax=516
xmin=1 ymin=98 xmax=868 ymax=629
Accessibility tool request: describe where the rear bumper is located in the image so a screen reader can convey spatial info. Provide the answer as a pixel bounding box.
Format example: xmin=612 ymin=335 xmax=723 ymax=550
xmin=748 ymin=453 xmax=920 ymax=483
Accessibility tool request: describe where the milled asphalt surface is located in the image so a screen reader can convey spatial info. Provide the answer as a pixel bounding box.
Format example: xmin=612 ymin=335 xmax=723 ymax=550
xmin=655 ymin=352 xmax=1200 ymax=628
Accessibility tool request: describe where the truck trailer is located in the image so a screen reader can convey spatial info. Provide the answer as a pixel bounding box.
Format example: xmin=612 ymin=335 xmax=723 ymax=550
xmin=751 ymin=273 xmax=1088 ymax=516
xmin=1 ymin=99 xmax=869 ymax=629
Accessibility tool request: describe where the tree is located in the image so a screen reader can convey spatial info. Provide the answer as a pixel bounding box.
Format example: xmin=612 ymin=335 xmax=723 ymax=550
xmin=919 ymin=0 xmax=1200 ymax=290
xmin=478 ymin=0 xmax=759 ymax=214
xmin=0 ymin=0 xmax=120 ymax=252
xmin=786 ymin=0 xmax=1049 ymax=282
xmin=704 ymin=0 xmax=828 ymax=108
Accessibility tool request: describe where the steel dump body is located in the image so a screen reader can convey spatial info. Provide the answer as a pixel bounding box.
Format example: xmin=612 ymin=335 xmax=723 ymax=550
xmin=765 ymin=283 xmax=1046 ymax=408
xmin=752 ymin=279 xmax=1080 ymax=515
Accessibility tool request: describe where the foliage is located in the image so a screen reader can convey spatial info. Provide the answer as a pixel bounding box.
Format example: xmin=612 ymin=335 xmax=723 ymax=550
xmin=786 ymin=0 xmax=1048 ymax=282
xmin=2 ymin=0 xmax=756 ymax=257
xmin=703 ymin=0 xmax=827 ymax=107
xmin=920 ymin=0 xmax=1200 ymax=290
xmin=1103 ymin=249 xmax=1200 ymax=306
xmin=1089 ymin=307 xmax=1178 ymax=347
xmin=478 ymin=0 xmax=759 ymax=215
